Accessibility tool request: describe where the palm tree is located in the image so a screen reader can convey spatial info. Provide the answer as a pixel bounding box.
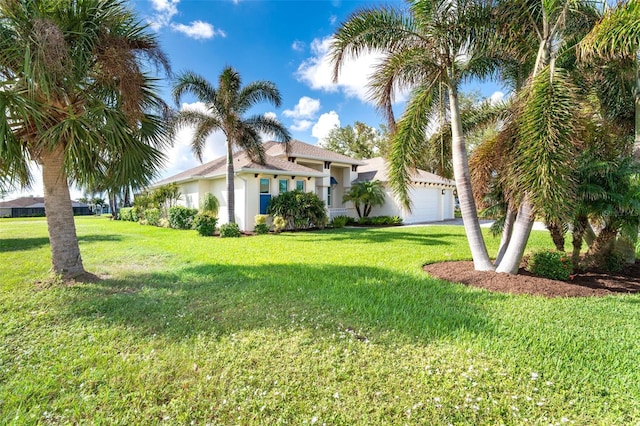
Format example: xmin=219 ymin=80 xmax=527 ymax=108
xmin=331 ymin=0 xmax=496 ymax=271
xmin=172 ymin=67 xmax=291 ymax=224
xmin=343 ymin=180 xmax=386 ymax=218
xmin=0 ymin=0 xmax=170 ymax=279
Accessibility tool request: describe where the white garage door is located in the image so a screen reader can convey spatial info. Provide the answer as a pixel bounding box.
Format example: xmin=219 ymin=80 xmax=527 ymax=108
xmin=403 ymin=187 xmax=441 ymax=223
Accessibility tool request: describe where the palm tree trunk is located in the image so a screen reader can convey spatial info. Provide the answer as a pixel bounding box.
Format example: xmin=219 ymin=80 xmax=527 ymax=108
xmin=226 ymin=141 xmax=235 ymax=224
xmin=41 ymin=145 xmax=85 ymax=278
xmin=448 ymin=85 xmax=493 ymax=271
xmin=495 ymin=198 xmax=535 ymax=274
xmin=572 ymin=215 xmax=588 ymax=267
xmin=546 ymin=221 xmax=566 ymax=251
xmin=495 ymin=207 xmax=516 ymax=264
xmin=582 ymin=224 xmax=618 ymax=269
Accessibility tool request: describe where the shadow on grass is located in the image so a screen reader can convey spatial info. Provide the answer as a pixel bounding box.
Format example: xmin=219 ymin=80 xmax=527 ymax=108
xmin=290 ymin=227 xmax=464 ymax=246
xmin=65 ymin=262 xmax=506 ymax=344
xmin=0 ymin=234 xmax=123 ymax=253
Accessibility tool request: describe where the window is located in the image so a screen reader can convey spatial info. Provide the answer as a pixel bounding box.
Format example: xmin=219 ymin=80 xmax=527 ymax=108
xmin=296 ymin=180 xmax=305 ymax=191
xmin=279 ymin=179 xmax=288 ymax=194
xmin=260 ymin=178 xmax=270 ymax=194
xmin=327 ymin=186 xmax=332 ymax=206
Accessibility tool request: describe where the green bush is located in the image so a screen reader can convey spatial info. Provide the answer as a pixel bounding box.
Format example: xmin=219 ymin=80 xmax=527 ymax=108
xmin=391 ymin=216 xmax=403 ymax=225
xmin=357 ymin=217 xmax=372 ymax=226
xmin=331 ymin=215 xmax=349 ymax=228
xmin=254 ymin=223 xmax=270 ymax=235
xmin=168 ymin=206 xmax=198 ymax=230
xmin=220 ymin=222 xmax=242 ymax=238
xmin=524 ymin=250 xmax=573 ymax=281
xmin=267 ymin=190 xmax=327 ymax=230
xmin=144 ymin=208 xmax=161 ymax=227
xmin=192 ymin=212 xmax=218 ymax=236
xmin=603 ymin=250 xmax=624 ymax=273
xmin=119 ymin=207 xmax=138 ymax=222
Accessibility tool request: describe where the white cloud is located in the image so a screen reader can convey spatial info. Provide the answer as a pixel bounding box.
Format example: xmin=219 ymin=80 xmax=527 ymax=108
xmin=283 ymin=96 xmax=321 ymax=119
xmin=329 ymin=15 xmax=338 ymax=25
xmin=311 ymin=111 xmax=340 ymax=143
xmin=147 ymin=0 xmax=222 ymax=40
xmin=489 ymin=91 xmax=505 ymax=105
xmin=290 ymin=120 xmax=313 ymax=132
xmin=296 ymin=36 xmax=402 ymax=105
xmin=292 ymin=40 xmax=305 ymax=52
xmin=264 ymin=112 xmax=277 ymax=120
xmin=171 ymin=21 xmax=226 ymax=40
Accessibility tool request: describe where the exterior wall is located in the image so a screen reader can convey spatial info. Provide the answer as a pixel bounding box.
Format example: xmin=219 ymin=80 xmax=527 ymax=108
xmin=178 ymin=181 xmax=200 ymax=209
xmin=0 ymin=207 xmax=11 ymax=218
xmin=368 ymin=185 xmax=455 ymax=223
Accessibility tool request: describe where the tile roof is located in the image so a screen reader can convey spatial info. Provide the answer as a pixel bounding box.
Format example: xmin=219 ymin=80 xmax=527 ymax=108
xmin=264 ymin=139 xmax=365 ymax=165
xmin=357 ymin=157 xmax=456 ymax=186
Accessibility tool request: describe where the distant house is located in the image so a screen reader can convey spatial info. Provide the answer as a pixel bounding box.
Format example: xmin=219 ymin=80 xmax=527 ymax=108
xmin=152 ymin=140 xmax=456 ymax=231
xmin=0 ymin=197 xmax=92 ymax=218
xmin=356 ymin=157 xmax=456 ymax=223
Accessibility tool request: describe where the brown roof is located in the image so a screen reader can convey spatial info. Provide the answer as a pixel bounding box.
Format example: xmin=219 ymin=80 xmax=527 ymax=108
xmin=153 ymin=146 xmax=325 ymax=187
xmin=357 ymin=157 xmax=456 ymax=187
xmin=264 ymin=139 xmax=365 ymax=165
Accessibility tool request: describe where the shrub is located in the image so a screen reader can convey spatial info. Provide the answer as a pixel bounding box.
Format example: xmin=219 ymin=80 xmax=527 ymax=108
xmin=331 ymin=215 xmax=349 ymax=228
xmin=158 ymin=218 xmax=171 ymax=228
xmin=603 ymin=250 xmax=625 ymax=273
xmin=254 ymin=223 xmax=269 ymax=235
xmin=391 ymin=216 xmax=403 ymax=225
xmin=254 ymin=214 xmax=269 ymax=225
xmin=272 ymin=216 xmax=287 ymax=233
xmin=119 ymin=207 xmax=138 ymax=222
xmin=200 ymin=192 xmax=219 ymax=215
xmin=254 ymin=214 xmax=270 ymax=234
xmin=192 ymin=212 xmax=218 ymax=236
xmin=524 ymin=250 xmax=573 ymax=281
xmin=220 ymin=222 xmax=242 ymax=238
xmin=144 ymin=208 xmax=161 ymax=227
xmin=357 ymin=217 xmax=372 ymax=226
xmin=267 ymin=190 xmax=327 ymax=230
xmin=168 ymin=206 xmax=198 ymax=230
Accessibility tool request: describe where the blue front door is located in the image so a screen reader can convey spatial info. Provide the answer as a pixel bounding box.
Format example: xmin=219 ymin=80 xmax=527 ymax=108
xmin=259 ymin=194 xmax=271 ymax=214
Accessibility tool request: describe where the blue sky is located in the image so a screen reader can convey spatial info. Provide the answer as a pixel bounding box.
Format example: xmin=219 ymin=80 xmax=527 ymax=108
xmin=9 ymin=0 xmax=504 ymax=199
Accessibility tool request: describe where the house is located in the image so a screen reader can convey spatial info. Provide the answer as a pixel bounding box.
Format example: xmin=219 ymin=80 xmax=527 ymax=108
xmin=151 ymin=140 xmax=455 ymax=230
xmin=152 ymin=140 xmax=363 ymax=231
xmin=0 ymin=197 xmax=92 ymax=218
xmin=355 ymin=157 xmax=456 ymax=223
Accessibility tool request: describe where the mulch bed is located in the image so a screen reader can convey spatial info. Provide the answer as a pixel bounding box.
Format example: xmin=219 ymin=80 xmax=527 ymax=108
xmin=423 ymin=261 xmax=640 ymax=297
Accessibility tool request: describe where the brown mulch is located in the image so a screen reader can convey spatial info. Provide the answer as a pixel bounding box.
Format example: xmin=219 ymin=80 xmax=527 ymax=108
xmin=423 ymin=261 xmax=640 ymax=298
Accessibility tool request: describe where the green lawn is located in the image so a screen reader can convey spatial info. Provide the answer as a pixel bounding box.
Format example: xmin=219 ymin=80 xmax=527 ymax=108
xmin=1 ymin=217 xmax=638 ymax=424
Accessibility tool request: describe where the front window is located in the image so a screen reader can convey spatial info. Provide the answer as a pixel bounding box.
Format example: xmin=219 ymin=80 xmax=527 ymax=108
xmin=279 ymin=179 xmax=288 ymax=194
xmin=327 ymin=186 xmax=332 ymax=207
xmin=296 ymin=180 xmax=305 ymax=191
xmin=260 ymin=178 xmax=270 ymax=194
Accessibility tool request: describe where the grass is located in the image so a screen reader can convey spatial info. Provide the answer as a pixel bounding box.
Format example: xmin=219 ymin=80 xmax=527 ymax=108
xmin=1 ymin=216 xmax=639 ymax=424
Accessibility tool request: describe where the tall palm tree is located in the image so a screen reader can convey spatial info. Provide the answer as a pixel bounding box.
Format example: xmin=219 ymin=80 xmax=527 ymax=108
xmin=172 ymin=67 xmax=291 ymax=224
xmin=331 ymin=0 xmax=496 ymax=270
xmin=0 ymin=0 xmax=170 ymax=279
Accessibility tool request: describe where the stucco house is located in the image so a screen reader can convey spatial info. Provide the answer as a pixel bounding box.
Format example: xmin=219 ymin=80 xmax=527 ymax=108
xmin=151 ymin=140 xmax=455 ymax=230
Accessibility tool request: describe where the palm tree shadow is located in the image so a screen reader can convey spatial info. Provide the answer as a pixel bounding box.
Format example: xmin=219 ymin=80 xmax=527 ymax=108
xmin=66 ymin=262 xmax=506 ymax=344
xmin=292 ymin=228 xmax=465 ymax=246
xmin=0 ymin=234 xmax=122 ymax=253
